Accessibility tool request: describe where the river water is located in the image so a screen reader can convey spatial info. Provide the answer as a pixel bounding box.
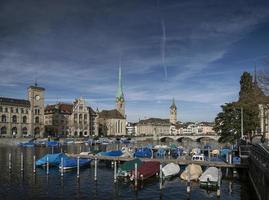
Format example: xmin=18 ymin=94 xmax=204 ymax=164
xmin=0 ymin=141 xmax=258 ymax=200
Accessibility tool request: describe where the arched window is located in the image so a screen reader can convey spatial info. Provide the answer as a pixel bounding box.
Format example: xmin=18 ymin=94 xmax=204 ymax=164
xmin=35 ymin=116 xmax=39 ymax=123
xmin=79 ymin=114 xmax=82 ymax=123
xmin=0 ymin=127 xmax=7 ymax=135
xmin=34 ymin=127 xmax=40 ymax=135
xmin=12 ymin=115 xmax=17 ymax=123
xmin=22 ymin=127 xmax=27 ymax=135
xmin=1 ymin=115 xmax=6 ymax=122
xmin=11 ymin=127 xmax=17 ymax=135
xmin=23 ymin=116 xmax=27 ymax=123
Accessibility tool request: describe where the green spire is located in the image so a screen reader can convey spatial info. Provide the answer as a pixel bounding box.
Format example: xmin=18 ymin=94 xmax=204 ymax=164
xmin=116 ymin=65 xmax=124 ymax=100
xmin=170 ymin=98 xmax=176 ymax=109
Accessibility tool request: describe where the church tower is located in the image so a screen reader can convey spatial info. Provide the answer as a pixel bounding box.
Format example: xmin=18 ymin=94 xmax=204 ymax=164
xmin=170 ymin=98 xmax=177 ymax=125
xmin=116 ymin=66 xmax=125 ymax=117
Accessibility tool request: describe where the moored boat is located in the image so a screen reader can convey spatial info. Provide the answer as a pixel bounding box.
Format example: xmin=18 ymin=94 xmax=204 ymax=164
xmin=130 ymin=161 xmax=160 ymax=180
xmin=97 ymin=150 xmax=123 ymax=157
xmin=46 ymin=141 xmax=60 ymax=147
xmin=199 ymin=167 xmax=222 ymax=188
xmin=36 ymin=153 xmax=68 ymax=167
xmin=180 ymin=164 xmax=203 ymax=181
xmin=59 ymin=157 xmax=91 ymax=170
xmin=118 ymin=158 xmax=143 ymax=177
xmin=133 ymin=148 xmax=152 ymax=158
xmin=162 ymin=163 xmax=180 ymax=178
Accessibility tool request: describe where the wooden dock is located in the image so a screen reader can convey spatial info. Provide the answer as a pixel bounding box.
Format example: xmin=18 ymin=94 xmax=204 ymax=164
xmin=68 ymin=154 xmax=247 ymax=169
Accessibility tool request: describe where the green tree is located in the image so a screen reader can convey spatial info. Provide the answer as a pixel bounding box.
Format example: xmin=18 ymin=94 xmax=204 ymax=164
xmin=214 ymin=71 xmax=265 ymax=143
xmin=214 ymin=102 xmax=241 ymax=143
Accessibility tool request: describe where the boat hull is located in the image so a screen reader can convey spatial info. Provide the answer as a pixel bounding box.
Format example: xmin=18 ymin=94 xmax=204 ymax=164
xmin=59 ymin=158 xmax=91 ymax=171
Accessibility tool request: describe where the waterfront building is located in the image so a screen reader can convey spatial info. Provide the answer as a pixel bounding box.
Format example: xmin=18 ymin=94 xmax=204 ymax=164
xmin=136 ymin=118 xmax=170 ymax=136
xmin=44 ymin=98 xmax=98 ymax=137
xmin=126 ymin=122 xmax=136 ymax=136
xmin=170 ymin=122 xmax=216 ymax=135
xmin=97 ymin=66 xmax=127 ymax=136
xmin=136 ymin=99 xmax=178 ymax=136
xmin=97 ymin=109 xmax=126 ymax=136
xmin=258 ymin=102 xmax=269 ymax=140
xmin=0 ymin=84 xmax=45 ymax=137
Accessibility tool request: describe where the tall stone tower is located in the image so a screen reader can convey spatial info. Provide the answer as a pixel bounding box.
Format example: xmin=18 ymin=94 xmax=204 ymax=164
xmin=28 ymin=84 xmax=45 ymax=138
xmin=115 ymin=66 xmax=125 ymax=117
xmin=170 ymin=98 xmax=177 ymax=125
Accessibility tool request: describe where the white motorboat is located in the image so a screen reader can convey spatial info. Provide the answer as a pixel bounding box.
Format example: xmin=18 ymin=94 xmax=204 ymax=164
xmin=162 ymin=163 xmax=180 ymax=178
xmin=199 ymin=167 xmax=222 ymax=188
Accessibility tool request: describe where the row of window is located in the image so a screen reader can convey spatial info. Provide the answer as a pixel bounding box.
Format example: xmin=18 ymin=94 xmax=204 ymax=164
xmin=1 ymin=115 xmax=40 ymax=123
xmin=0 ymin=106 xmax=29 ymax=114
xmin=74 ymin=113 xmax=88 ymax=119
xmin=0 ymin=126 xmax=40 ymax=135
xmin=0 ymin=127 xmax=27 ymax=134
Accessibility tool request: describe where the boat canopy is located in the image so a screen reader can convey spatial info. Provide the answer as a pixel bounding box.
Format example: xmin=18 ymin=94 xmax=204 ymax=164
xmin=118 ymin=158 xmax=143 ymax=173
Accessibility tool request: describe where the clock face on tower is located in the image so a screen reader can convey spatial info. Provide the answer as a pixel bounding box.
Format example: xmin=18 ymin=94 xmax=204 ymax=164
xmin=35 ymin=95 xmax=40 ymax=101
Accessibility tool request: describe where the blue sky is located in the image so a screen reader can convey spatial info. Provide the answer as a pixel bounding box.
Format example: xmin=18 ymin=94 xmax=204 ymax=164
xmin=0 ymin=0 xmax=269 ymax=122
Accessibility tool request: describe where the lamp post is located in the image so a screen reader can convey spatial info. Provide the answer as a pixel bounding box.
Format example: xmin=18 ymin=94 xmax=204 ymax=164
xmin=241 ymin=107 xmax=244 ymax=140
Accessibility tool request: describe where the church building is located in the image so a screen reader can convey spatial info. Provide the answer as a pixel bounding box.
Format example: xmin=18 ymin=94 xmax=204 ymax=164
xmin=97 ymin=66 xmax=127 ymax=136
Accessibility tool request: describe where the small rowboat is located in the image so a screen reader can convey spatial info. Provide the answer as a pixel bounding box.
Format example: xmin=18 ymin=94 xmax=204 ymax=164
xmin=130 ymin=161 xmax=160 ymax=181
xmin=162 ymin=163 xmax=180 ymax=178
xmin=59 ymin=158 xmax=91 ymax=170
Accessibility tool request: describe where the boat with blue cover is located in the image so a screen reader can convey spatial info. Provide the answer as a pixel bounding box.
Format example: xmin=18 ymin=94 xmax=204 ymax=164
xmin=171 ymin=147 xmax=184 ymax=158
xmin=220 ymin=147 xmax=231 ymax=158
xmin=134 ymin=148 xmax=152 ymax=158
xmin=46 ymin=141 xmax=60 ymax=147
xmin=20 ymin=142 xmax=35 ymax=147
xmin=97 ymin=150 xmax=123 ymax=157
xmin=59 ymin=157 xmax=91 ymax=170
xmin=36 ymin=153 xmax=68 ymax=167
xmin=156 ymin=148 xmax=166 ymax=157
xmin=233 ymin=156 xmax=241 ymax=164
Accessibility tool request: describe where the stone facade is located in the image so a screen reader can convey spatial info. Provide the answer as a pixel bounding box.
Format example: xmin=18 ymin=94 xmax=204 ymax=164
xmin=170 ymin=122 xmax=216 ymax=135
xmin=136 ymin=118 xmax=170 ymax=137
xmin=0 ymin=85 xmax=45 ymax=137
xmin=98 ymin=109 xmax=126 ymax=136
xmin=44 ymin=98 xmax=98 ymax=137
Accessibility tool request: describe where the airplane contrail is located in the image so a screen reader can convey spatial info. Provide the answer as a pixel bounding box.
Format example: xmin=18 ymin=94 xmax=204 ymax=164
xmin=161 ymin=19 xmax=168 ymax=81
